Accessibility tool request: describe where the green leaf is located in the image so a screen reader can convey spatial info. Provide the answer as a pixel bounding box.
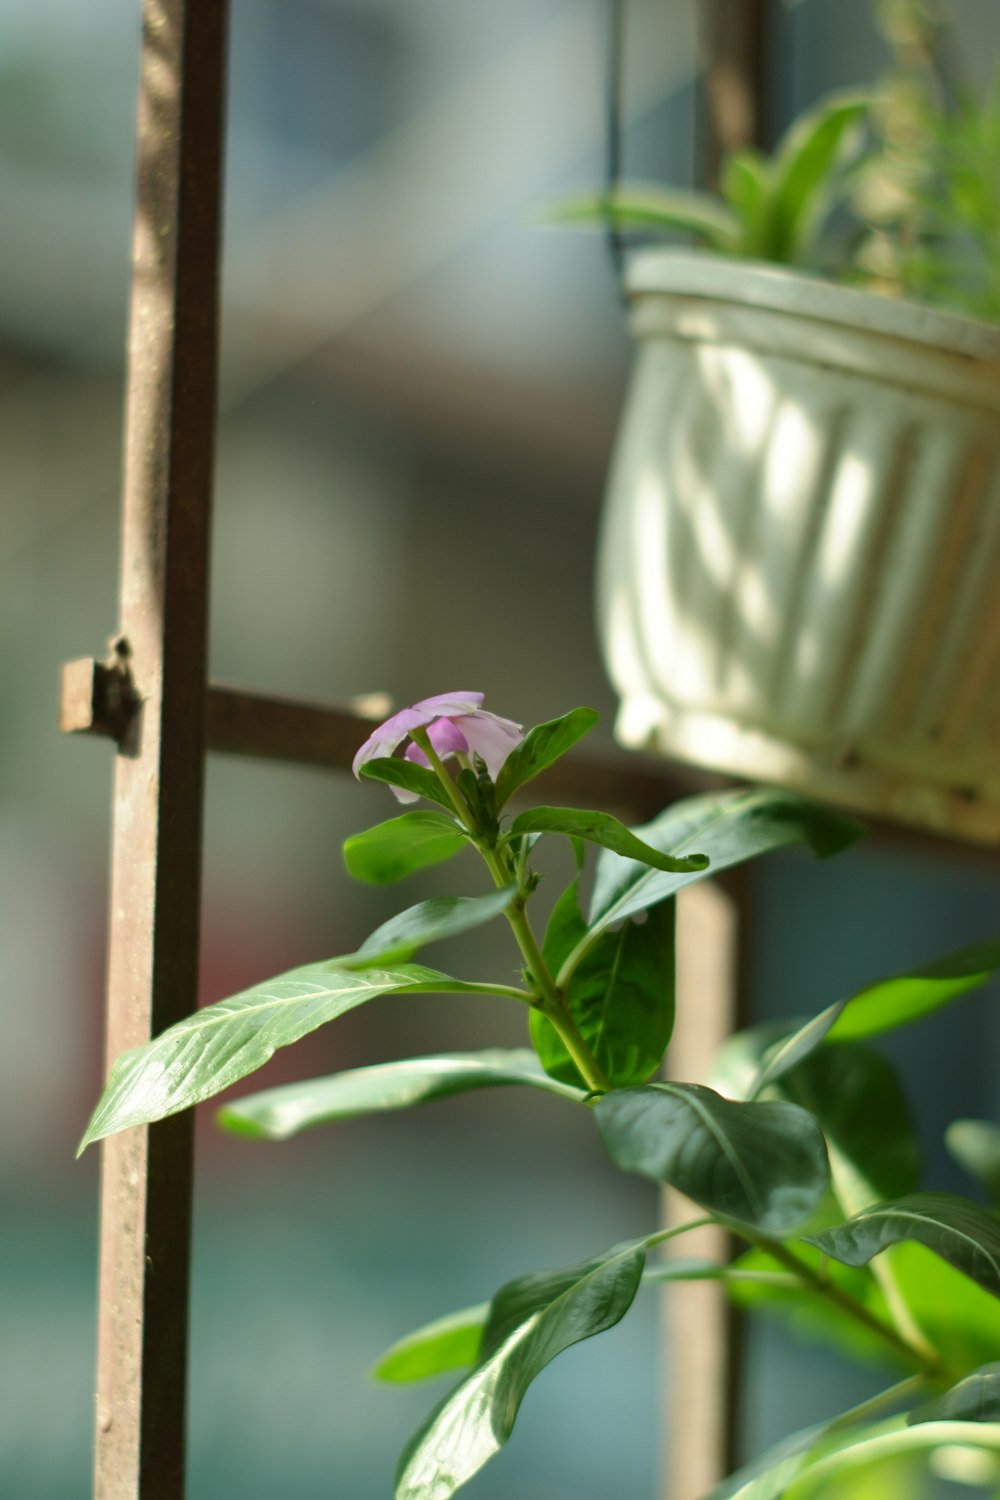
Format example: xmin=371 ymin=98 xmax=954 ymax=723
xmin=705 ymin=1423 xmax=825 ymax=1500
xmin=946 ymin=1118 xmax=1000 ymax=1205
xmin=343 ymin=810 xmax=467 ymax=884
xmin=724 ymin=1244 xmax=896 ymax=1368
xmin=510 ymin=806 xmax=709 ymax=874
xmin=549 ymin=187 xmax=741 ymax=251
xmin=78 ymin=963 xmax=484 ymax=1152
xmin=908 ymin=1363 xmax=1000 ymax=1425
xmin=595 ymin=1083 xmax=830 ymax=1233
xmin=765 ymin=90 xmax=871 ymax=262
xmin=780 ymin=1416 xmax=1000 ymax=1498
xmin=747 ymin=1002 xmax=846 ymax=1099
xmin=395 ymin=1239 xmax=646 ymax=1500
xmin=777 ymin=1043 xmax=921 ymax=1205
xmin=827 ymin=938 xmax=1000 ymax=1042
xmin=719 ymin=148 xmax=769 ymax=254
xmin=887 ymin=1243 xmax=1000 ymax=1377
xmin=373 ymin=1304 xmax=489 ymax=1385
xmin=808 ymin=1193 xmax=1000 ymax=1300
xmin=359 ymin=757 xmax=454 ymax=810
xmin=588 ymin=789 xmax=861 ymax=936
xmin=217 ymin=1049 xmax=585 ymax=1140
xmin=333 ymin=887 xmax=517 ymax=970
xmin=494 ymin=707 xmax=599 ymax=806
xmin=531 ymin=883 xmax=675 ymax=1088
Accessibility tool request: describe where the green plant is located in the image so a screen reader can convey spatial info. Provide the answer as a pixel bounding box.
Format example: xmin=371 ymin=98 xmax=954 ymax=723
xmin=558 ymin=0 xmax=1000 ymax=323
xmin=556 ymin=89 xmax=871 ymax=274
xmin=80 ymin=694 xmax=1000 ymax=1499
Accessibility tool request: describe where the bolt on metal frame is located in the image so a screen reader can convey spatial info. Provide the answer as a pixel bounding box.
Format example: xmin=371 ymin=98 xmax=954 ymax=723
xmin=60 ymin=3 xmax=769 ymax=1497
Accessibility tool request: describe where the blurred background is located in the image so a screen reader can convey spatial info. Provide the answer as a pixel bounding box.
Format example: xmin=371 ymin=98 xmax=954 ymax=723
xmin=5 ymin=0 xmax=1000 ymax=1496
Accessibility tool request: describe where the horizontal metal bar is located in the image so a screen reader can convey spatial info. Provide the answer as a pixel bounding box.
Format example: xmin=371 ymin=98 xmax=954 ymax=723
xmin=64 ymin=667 xmax=999 ymax=857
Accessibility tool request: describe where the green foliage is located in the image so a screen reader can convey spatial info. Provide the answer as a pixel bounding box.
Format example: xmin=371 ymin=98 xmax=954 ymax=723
xmin=494 ymin=707 xmax=599 ymax=805
xmin=80 ymin=698 xmax=1000 ymax=1499
xmin=946 ymin=1118 xmax=1000 ymax=1205
xmin=359 ymin=756 xmax=454 ymax=809
xmin=373 ymin=1304 xmax=489 ymax=1385
xmin=556 ymin=89 xmax=870 ymax=271
xmin=908 ymin=1362 xmax=1000 ymax=1425
xmin=334 ymin=888 xmax=517 ymax=969
xmin=808 ymin=1193 xmax=1000 ymax=1300
xmin=343 ymin=810 xmax=468 ymax=883
xmin=510 ymin=804 xmax=709 ymax=873
xmin=530 ymin=883 xmax=675 ymax=1088
xmin=587 ymin=788 xmax=861 ymax=938
xmin=394 ymin=1240 xmax=646 ymax=1500
xmin=79 ymin=965 xmax=486 ymax=1151
xmin=595 ymin=1083 xmax=830 ymax=1232
xmin=218 ymin=1050 xmax=584 ymax=1140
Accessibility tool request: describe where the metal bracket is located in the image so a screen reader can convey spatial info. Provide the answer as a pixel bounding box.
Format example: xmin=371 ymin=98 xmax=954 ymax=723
xmin=59 ymin=637 xmax=141 ymax=748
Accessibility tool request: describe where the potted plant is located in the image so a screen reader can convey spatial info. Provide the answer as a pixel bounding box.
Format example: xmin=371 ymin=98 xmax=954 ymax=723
xmin=563 ymin=4 xmax=1000 ymax=845
xmin=80 ymin=696 xmax=1000 ymax=1498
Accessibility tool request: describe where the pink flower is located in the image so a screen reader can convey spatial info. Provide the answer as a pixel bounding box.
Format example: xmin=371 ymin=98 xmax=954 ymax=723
xmin=353 ymin=692 xmax=523 ymax=803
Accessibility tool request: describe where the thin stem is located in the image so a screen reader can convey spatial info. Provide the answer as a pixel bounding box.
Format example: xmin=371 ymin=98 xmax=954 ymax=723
xmin=410 ymin=728 xmax=475 ymax=831
xmin=411 ymin=727 xmax=611 ymax=1095
xmin=736 ymin=1230 xmax=949 ymax=1380
xmin=823 ymin=1374 xmax=929 ymax=1434
xmin=488 ymin=841 xmax=612 ymax=1094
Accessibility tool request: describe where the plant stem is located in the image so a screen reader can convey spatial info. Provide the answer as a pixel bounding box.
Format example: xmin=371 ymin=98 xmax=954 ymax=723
xmin=412 ymin=729 xmax=611 ymax=1094
xmin=738 ymin=1231 xmax=948 ymax=1379
xmin=489 ymin=840 xmax=612 ymax=1094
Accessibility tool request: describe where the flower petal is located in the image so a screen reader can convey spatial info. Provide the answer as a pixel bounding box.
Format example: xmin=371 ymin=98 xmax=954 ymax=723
xmin=351 ymin=692 xmax=484 ymax=777
xmin=426 ymin=718 xmax=469 ymax=758
xmin=453 ymin=711 xmax=524 ymax=779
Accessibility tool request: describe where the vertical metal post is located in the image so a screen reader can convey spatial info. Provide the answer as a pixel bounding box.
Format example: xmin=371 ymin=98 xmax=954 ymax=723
xmin=93 ymin=3 xmax=227 ymax=1496
xmin=695 ymin=0 xmax=770 ymax=176
xmin=663 ymin=880 xmax=745 ymax=1500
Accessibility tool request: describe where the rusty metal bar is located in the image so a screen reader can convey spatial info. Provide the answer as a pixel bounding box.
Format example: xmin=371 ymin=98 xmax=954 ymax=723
xmin=62 ymin=673 xmax=717 ymax=817
xmin=663 ymin=878 xmax=748 ymax=1499
xmin=88 ymin=2 xmax=228 ymax=1497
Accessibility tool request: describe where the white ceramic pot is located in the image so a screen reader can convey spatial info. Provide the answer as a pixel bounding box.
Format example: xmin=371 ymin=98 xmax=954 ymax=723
xmin=598 ymin=252 xmax=1000 ymax=844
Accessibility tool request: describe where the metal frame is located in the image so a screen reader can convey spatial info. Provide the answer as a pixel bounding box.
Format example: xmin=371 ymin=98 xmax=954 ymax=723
xmin=60 ymin=3 xmax=774 ymax=1497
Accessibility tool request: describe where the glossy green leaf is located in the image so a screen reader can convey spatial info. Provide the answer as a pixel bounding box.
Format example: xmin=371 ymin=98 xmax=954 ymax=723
xmin=588 ymin=789 xmax=861 ymax=936
xmin=550 ymin=188 xmax=740 ymax=251
xmin=531 ymin=883 xmax=675 ymax=1088
xmin=946 ymin=1118 xmax=1000 ymax=1205
xmin=908 ymin=1363 xmax=1000 ymax=1425
xmin=343 ymin=810 xmax=467 ymax=884
xmin=395 ymin=1239 xmax=646 ymax=1500
xmin=373 ymin=1304 xmax=489 ymax=1384
xmin=808 ymin=1193 xmax=1000 ymax=1300
xmin=334 ymin=887 xmax=516 ymax=970
xmin=595 ymin=1083 xmax=830 ymax=1233
xmin=510 ymin=806 xmax=708 ymax=874
xmin=359 ymin=757 xmax=453 ymax=810
xmin=218 ymin=1049 xmax=585 ymax=1140
xmin=78 ymin=963 xmax=485 ymax=1152
xmin=827 ymin=938 xmax=1000 ymax=1041
xmin=747 ymin=1002 xmax=846 ymax=1099
xmin=494 ymin=708 xmax=600 ymax=805
xmin=778 ymin=1043 xmax=921 ymax=1206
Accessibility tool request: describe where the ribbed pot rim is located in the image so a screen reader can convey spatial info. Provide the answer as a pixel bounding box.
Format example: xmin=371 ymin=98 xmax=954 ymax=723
xmin=625 ymin=250 xmax=1000 ymax=366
